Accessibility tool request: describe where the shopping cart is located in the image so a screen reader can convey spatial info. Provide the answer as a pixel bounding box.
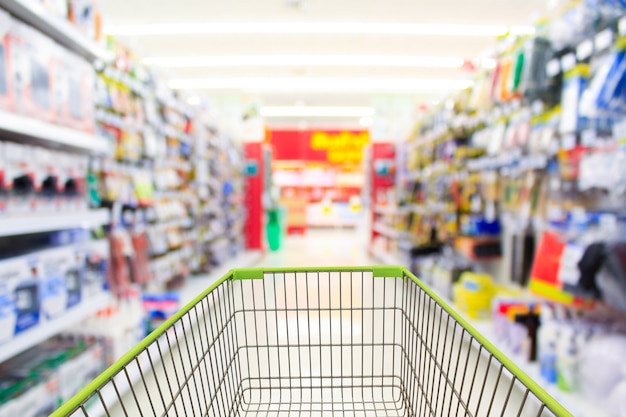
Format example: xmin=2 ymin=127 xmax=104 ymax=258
xmin=51 ymin=266 xmax=572 ymax=417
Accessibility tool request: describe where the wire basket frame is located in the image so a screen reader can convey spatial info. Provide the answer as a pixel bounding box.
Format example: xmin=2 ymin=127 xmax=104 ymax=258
xmin=51 ymin=267 xmax=572 ymax=417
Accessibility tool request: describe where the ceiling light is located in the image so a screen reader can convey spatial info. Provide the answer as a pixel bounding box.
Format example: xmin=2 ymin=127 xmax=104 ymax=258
xmin=143 ymin=55 xmax=465 ymax=68
xmin=260 ymin=106 xmax=375 ymax=117
xmin=105 ymin=22 xmax=534 ymax=37
xmin=168 ymin=77 xmax=474 ymax=93
xmin=359 ymin=117 xmax=374 ymax=127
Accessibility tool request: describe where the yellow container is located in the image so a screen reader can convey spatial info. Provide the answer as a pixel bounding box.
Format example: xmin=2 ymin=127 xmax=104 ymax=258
xmin=453 ymin=272 xmax=497 ymax=320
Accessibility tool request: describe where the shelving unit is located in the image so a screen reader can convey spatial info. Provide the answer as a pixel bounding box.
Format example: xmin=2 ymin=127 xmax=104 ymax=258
xmin=372 ymin=222 xmax=400 ymax=239
xmin=0 ymin=0 xmax=112 ymax=62
xmin=0 ymin=111 xmax=112 ymax=155
xmin=373 ymin=254 xmax=609 ymax=417
xmin=85 ymin=250 xmax=263 ymax=417
xmin=0 ymin=292 xmax=111 ymax=364
xmin=0 ymin=209 xmax=110 ymax=237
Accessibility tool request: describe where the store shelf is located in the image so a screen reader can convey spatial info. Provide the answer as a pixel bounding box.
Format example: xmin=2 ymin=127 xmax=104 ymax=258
xmin=374 ymin=255 xmax=609 ymax=417
xmin=0 ymin=0 xmax=112 ymax=62
xmin=0 ymin=292 xmax=111 ymax=364
xmin=0 ymin=209 xmax=110 ymax=237
xmin=373 ymin=204 xmax=398 ymax=215
xmin=370 ymin=246 xmax=402 ymax=265
xmin=86 ymin=250 xmax=263 ymax=417
xmin=0 ymin=111 xmax=113 ymax=155
xmin=372 ymin=222 xmax=400 ymax=239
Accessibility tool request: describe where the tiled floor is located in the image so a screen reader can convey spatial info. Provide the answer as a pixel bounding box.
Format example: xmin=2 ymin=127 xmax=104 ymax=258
xmin=258 ymin=228 xmax=374 ymax=268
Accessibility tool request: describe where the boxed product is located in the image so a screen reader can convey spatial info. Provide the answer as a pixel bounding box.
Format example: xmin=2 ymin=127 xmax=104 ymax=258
xmin=0 ymin=141 xmax=6 ymax=213
xmin=60 ymin=154 xmax=88 ymax=211
xmin=0 ymin=374 xmax=58 ymax=417
xmin=69 ymin=0 xmax=103 ymax=42
xmin=8 ymin=20 xmax=56 ymax=122
xmin=0 ymin=10 xmax=14 ymax=112
xmin=0 ymin=256 xmax=40 ymax=339
xmin=34 ymin=147 xmax=62 ymax=212
xmin=81 ymin=239 xmax=108 ymax=298
xmin=50 ymin=340 xmax=104 ymax=404
xmin=53 ymin=47 xmax=95 ymax=132
xmin=1 ymin=337 xmax=105 ymax=407
xmin=4 ymin=142 xmax=36 ymax=213
xmin=38 ymin=247 xmax=73 ymax=319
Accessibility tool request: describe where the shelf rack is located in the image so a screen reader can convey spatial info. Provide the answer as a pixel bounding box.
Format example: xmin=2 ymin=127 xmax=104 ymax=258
xmin=0 ymin=292 xmax=111 ymax=363
xmin=0 ymin=0 xmax=112 ymax=62
xmin=0 ymin=111 xmax=113 ymax=155
xmin=0 ymin=209 xmax=110 ymax=237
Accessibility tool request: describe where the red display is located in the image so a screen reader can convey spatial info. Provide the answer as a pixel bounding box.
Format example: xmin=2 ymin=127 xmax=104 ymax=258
xmin=244 ymin=143 xmax=265 ymax=250
xmin=270 ymin=129 xmax=370 ymax=164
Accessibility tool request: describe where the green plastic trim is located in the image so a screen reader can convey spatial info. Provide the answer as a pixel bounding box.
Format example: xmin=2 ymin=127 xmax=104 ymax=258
xmin=231 ymin=266 xmax=402 ymax=279
xmin=400 ymin=267 xmax=573 ymax=417
xmin=232 ymin=268 xmax=264 ymax=280
xmin=49 ymin=269 xmax=235 ymax=417
xmin=372 ymin=265 xmax=403 ymax=278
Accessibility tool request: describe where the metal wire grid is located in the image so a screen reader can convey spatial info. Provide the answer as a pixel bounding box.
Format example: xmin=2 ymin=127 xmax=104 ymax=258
xmin=56 ymin=268 xmax=569 ymax=417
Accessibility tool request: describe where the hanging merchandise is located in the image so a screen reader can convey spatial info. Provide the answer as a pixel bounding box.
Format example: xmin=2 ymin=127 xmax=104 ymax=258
xmin=559 ymin=64 xmax=591 ymax=135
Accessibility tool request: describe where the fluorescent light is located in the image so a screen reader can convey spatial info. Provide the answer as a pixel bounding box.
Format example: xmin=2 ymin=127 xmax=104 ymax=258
xmin=359 ymin=117 xmax=374 ymax=127
xmin=143 ymin=55 xmax=465 ymax=68
xmin=260 ymin=106 xmax=375 ymax=117
xmin=168 ymin=77 xmax=474 ymax=93
xmin=105 ymin=22 xmax=534 ymax=37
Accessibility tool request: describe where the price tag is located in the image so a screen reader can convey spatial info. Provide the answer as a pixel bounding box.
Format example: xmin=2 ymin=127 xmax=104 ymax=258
xmin=560 ymin=53 xmax=576 ymax=72
xmin=576 ymin=39 xmax=593 ymax=61
xmin=546 ymin=59 xmax=560 ymax=77
xmin=595 ymin=28 xmax=614 ymax=52
xmin=561 ymin=133 xmax=577 ymax=150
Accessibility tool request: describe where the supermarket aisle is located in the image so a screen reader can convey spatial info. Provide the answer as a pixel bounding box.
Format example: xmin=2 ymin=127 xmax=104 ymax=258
xmin=258 ymin=228 xmax=375 ymax=268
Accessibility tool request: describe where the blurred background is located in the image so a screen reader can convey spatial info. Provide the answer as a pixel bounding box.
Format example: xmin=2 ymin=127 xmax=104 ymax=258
xmin=1 ymin=0 xmax=626 ymax=416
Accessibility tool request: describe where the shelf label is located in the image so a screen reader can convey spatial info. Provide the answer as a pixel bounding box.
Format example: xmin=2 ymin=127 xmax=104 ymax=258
xmin=576 ymin=39 xmax=593 ymax=61
xmin=560 ymin=54 xmax=577 ymax=72
xmin=546 ymin=59 xmax=560 ymax=77
xmin=595 ymin=28 xmax=614 ymax=52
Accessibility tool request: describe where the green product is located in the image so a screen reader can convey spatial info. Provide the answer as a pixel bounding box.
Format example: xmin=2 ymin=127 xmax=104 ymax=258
xmin=513 ymin=50 xmax=525 ymax=92
xmin=267 ymin=209 xmax=281 ymax=251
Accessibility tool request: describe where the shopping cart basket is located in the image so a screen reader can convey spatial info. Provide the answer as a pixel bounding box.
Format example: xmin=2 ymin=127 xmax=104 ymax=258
xmin=51 ymin=266 xmax=572 ymax=417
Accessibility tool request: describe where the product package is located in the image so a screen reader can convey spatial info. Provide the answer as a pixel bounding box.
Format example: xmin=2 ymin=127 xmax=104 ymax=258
xmin=0 ymin=10 xmax=14 ymax=112
xmin=53 ymin=47 xmax=96 ymax=132
xmin=0 ymin=257 xmax=40 ymax=339
xmin=8 ymin=21 xmax=55 ymax=122
xmin=0 ymin=374 xmax=58 ymax=417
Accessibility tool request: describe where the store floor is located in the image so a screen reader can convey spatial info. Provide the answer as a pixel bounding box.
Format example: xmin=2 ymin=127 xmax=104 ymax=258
xmin=258 ymin=228 xmax=375 ymax=268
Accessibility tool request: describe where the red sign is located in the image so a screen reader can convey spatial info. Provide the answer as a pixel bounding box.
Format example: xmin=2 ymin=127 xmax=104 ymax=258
xmin=270 ymin=129 xmax=370 ymax=164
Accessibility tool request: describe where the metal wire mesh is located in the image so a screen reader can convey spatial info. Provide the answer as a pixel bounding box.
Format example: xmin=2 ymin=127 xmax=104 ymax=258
xmin=61 ymin=269 xmax=566 ymax=417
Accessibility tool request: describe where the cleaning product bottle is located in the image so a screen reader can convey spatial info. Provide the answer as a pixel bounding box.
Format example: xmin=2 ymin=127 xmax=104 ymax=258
xmin=556 ymin=327 xmax=579 ymax=392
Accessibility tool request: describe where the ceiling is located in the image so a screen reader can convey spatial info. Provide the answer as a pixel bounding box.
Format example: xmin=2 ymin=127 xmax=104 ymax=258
xmin=101 ymin=0 xmax=549 ymax=130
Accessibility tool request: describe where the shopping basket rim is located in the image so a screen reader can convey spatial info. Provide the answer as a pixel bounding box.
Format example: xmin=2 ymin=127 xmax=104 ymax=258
xmin=50 ymin=266 xmax=573 ymax=417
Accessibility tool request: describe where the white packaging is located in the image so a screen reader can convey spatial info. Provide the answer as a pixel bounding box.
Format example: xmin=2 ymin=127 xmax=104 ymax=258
xmin=39 ymin=246 xmax=72 ymax=320
xmin=0 ymin=256 xmax=39 ymax=338
xmin=0 ymin=375 xmax=58 ymax=417
xmin=55 ymin=342 xmax=104 ymax=403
